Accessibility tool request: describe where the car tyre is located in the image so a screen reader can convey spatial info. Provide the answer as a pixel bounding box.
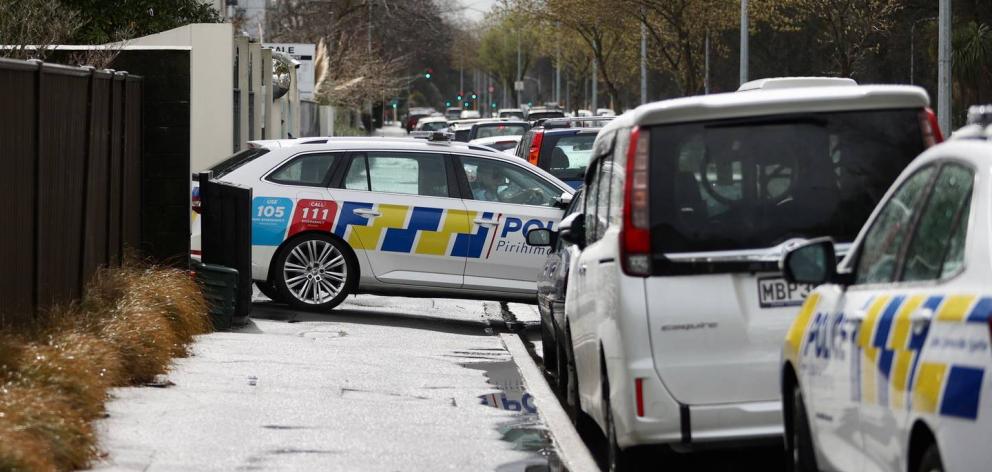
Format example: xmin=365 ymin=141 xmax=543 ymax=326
xmin=555 ymin=331 xmax=570 ymax=400
xmin=790 ymin=385 xmax=818 ymax=472
xmin=604 ymin=373 xmax=633 ymax=472
xmin=918 ymin=443 xmax=943 ymax=472
xmin=564 ymin=327 xmax=581 ymax=425
xmin=255 ymin=280 xmax=282 ymax=303
xmin=274 ymin=234 xmax=354 ymax=311
xmin=541 ymin=320 xmax=557 ymax=382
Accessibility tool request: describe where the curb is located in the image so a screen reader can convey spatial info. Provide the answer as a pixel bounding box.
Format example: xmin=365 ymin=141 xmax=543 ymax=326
xmin=500 ymin=333 xmax=600 ymax=472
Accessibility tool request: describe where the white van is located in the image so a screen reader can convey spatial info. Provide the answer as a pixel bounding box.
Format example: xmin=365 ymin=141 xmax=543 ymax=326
xmin=530 ymin=78 xmax=942 ymax=469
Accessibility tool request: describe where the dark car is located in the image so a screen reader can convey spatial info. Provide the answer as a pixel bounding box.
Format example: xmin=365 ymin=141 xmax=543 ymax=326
xmin=526 ymin=188 xmax=584 ymax=392
xmin=515 ymin=117 xmax=612 ymax=188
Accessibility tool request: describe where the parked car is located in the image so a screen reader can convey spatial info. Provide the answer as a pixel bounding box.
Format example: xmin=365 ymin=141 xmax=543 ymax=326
xmin=595 ymin=108 xmax=616 ymax=116
xmin=499 ymin=108 xmax=526 ymax=120
xmin=465 ymin=120 xmax=530 ymax=142
xmin=469 ymin=135 xmax=523 ymax=155
xmin=779 ymin=107 xmax=990 ymax=472
xmin=528 ymin=187 xmax=584 ymax=393
xmin=460 ymin=109 xmax=482 ymax=119
xmin=515 ymin=117 xmax=612 ymax=189
xmin=191 ymin=135 xmax=574 ymax=311
xmin=528 ymin=77 xmax=942 ymax=470
xmin=405 ymin=107 xmax=436 ymax=133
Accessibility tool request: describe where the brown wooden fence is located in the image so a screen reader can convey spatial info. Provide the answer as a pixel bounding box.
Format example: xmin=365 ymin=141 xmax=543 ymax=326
xmin=0 ymin=58 xmax=142 ymax=328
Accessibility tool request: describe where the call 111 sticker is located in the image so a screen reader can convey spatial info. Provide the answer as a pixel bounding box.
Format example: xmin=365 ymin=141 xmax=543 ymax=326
xmin=288 ymin=199 xmax=338 ymax=237
xmin=252 ymin=197 xmax=294 ymax=246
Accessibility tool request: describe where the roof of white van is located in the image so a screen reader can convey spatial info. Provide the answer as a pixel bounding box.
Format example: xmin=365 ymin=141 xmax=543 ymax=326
xmin=603 ymin=80 xmax=930 ymax=134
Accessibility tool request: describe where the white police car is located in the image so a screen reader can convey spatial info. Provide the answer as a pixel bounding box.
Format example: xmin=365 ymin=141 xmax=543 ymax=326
xmin=780 ymin=107 xmax=992 ymax=472
xmin=192 ymin=135 xmax=573 ymax=310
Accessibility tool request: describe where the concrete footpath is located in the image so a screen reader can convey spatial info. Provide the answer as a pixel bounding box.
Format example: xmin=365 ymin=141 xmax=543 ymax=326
xmin=89 ymin=296 xmax=540 ymax=471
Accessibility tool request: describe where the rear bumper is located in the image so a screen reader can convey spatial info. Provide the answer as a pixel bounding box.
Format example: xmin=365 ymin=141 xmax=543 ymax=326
xmin=616 ymin=364 xmax=783 ymax=449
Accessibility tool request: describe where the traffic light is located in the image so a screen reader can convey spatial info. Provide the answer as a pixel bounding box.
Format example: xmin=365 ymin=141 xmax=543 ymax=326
xmin=392 ymin=103 xmax=397 ymax=109
xmin=445 ymin=100 xmax=451 ymax=107
xmin=456 ymin=94 xmax=462 ymax=101
xmin=491 ymin=102 xmax=497 ymax=108
xmin=471 ymin=93 xmax=477 ymax=100
xmin=424 ymin=68 xmax=433 ymax=79
xmin=464 ymin=102 xmax=470 ymax=108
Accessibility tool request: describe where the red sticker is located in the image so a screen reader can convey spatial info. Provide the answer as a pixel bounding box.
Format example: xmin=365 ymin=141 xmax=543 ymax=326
xmin=288 ymin=199 xmax=338 ymax=237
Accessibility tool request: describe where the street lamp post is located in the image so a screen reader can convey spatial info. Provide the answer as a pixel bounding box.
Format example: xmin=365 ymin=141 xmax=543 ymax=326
xmin=910 ymin=17 xmax=938 ymax=85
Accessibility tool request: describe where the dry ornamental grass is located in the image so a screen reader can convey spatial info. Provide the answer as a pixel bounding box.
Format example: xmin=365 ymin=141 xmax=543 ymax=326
xmin=0 ymin=261 xmax=211 ymax=471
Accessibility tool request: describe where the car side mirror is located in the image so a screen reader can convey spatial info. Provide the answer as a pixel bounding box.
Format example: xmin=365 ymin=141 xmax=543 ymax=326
xmin=555 ymin=191 xmax=573 ymax=209
xmin=558 ymin=213 xmax=586 ymax=249
xmin=781 ymin=237 xmax=838 ymax=286
xmin=525 ymin=228 xmax=554 ymax=247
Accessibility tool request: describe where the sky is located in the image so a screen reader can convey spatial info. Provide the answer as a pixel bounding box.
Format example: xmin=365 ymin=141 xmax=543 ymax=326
xmin=455 ymin=0 xmax=499 ymax=22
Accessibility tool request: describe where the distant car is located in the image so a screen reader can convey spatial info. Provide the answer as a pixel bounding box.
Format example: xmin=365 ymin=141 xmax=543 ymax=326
xmin=515 ymin=117 xmax=611 ymax=189
xmin=415 ymin=116 xmax=449 ymax=132
xmin=576 ymin=109 xmax=593 ymax=117
xmin=460 ymin=110 xmax=482 ymax=119
xmin=465 ymin=120 xmax=530 ymax=142
xmin=538 ymin=77 xmax=942 ymax=471
xmin=498 ymin=108 xmax=526 ymax=120
xmin=191 ymin=135 xmax=575 ymax=311
xmin=527 ymin=187 xmax=583 ymax=394
xmin=445 ymin=107 xmax=463 ymax=120
xmin=780 ymin=109 xmax=990 ymax=472
xmin=405 ymin=107 xmax=436 ymax=133
xmin=469 ymin=135 xmax=523 ymax=155
xmin=526 ymin=107 xmax=566 ymax=122
xmin=595 ymin=108 xmax=616 ymax=116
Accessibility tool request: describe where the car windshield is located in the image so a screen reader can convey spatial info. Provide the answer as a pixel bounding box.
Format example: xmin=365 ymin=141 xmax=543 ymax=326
xmin=454 ymin=128 xmax=471 ymax=142
xmin=648 ymin=108 xmax=925 ymax=255
xmin=421 ymin=121 xmax=448 ymax=131
xmin=484 ymin=140 xmax=519 ymax=152
xmin=528 ymin=111 xmax=565 ymax=120
xmin=541 ymin=134 xmax=596 ymax=181
xmin=475 ymin=124 xmax=528 ymax=139
xmin=501 ymin=112 xmax=525 ymax=119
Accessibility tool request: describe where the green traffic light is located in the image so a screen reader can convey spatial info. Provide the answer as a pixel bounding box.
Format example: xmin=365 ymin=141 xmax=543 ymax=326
xmin=445 ymin=101 xmax=451 ymax=106
xmin=425 ymin=73 xmax=431 ymax=79
xmin=471 ymin=94 xmax=477 ymax=99
xmin=456 ymin=95 xmax=462 ymax=101
xmin=491 ymin=102 xmax=497 ymax=108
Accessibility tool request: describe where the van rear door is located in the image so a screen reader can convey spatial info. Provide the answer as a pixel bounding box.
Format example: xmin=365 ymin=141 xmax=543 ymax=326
xmin=642 ymin=109 xmax=926 ymax=405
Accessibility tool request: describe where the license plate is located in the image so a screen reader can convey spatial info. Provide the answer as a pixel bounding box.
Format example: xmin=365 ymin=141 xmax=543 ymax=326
xmin=757 ymin=277 xmax=814 ymax=308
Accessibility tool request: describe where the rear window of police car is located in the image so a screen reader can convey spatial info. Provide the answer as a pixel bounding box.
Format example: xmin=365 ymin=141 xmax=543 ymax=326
xmin=647 ymin=108 xmax=926 ymax=255
xmin=209 ymin=148 xmax=270 ymax=179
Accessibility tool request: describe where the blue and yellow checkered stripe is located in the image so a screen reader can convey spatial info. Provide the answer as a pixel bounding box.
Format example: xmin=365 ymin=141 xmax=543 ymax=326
xmin=855 ymin=294 xmax=990 ymax=420
xmin=333 ymin=201 xmax=493 ymax=259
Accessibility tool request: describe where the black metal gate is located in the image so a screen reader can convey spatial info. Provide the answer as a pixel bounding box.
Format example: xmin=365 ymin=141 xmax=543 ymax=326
xmin=197 ymin=172 xmax=252 ymax=328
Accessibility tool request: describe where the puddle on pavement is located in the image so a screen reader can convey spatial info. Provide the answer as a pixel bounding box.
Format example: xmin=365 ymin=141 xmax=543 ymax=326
xmin=463 ymin=360 xmax=566 ymax=472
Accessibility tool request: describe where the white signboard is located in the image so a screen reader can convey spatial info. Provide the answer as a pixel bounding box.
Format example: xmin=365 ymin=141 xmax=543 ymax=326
xmin=514 ymin=80 xmax=525 ymax=92
xmin=264 ymin=43 xmax=316 ymax=100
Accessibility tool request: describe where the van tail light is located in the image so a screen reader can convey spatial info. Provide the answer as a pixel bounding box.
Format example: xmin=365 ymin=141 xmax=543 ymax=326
xmin=621 ymin=126 xmax=651 ymax=276
xmin=920 ymin=108 xmax=944 ymax=147
xmin=527 ymin=130 xmax=545 ymax=166
xmin=635 ymin=378 xmax=645 ymax=417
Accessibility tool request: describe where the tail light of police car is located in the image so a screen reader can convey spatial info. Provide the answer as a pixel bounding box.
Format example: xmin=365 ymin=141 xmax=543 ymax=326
xmin=920 ymin=108 xmax=943 ymax=147
xmin=527 ymin=130 xmax=545 ymax=166
xmin=621 ymin=126 xmax=652 ymax=276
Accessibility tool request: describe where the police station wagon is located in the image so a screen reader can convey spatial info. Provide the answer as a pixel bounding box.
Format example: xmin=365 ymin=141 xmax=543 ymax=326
xmin=192 ymin=135 xmax=574 ymax=310
xmin=780 ymin=109 xmax=992 ymax=472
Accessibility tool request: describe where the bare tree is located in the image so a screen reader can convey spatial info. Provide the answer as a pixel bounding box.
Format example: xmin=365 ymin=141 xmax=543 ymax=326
xmin=0 ymin=0 xmax=80 ymax=61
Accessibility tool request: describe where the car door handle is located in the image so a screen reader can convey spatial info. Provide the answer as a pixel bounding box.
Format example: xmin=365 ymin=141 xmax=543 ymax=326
xmin=353 ymin=208 xmax=380 ymax=218
xmin=474 ymin=218 xmax=499 ymax=226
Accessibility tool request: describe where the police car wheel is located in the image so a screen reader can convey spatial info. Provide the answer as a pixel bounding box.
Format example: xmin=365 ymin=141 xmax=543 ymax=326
xmin=274 ymin=234 xmax=354 ymax=311
xmin=791 ymin=386 xmax=818 ymax=472
xmin=919 ymin=444 xmax=943 ymax=472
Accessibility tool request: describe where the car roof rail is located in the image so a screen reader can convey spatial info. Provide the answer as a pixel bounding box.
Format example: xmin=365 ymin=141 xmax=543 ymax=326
xmin=538 ymin=116 xmax=615 ymax=129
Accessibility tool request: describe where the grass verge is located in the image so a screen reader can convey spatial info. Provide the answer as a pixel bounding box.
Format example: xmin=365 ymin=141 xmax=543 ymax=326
xmin=0 ymin=262 xmax=211 ymax=471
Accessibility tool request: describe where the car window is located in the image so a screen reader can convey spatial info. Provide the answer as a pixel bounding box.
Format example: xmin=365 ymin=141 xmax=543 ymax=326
xmin=941 ymin=199 xmax=970 ymax=278
xmin=461 ymin=156 xmax=560 ymax=207
xmin=584 ymin=159 xmax=601 ymax=243
xmin=267 ymin=152 xmax=337 ymax=186
xmin=595 ymin=154 xmax=613 ymax=238
xmin=343 ymin=152 xmax=448 ymax=197
xmin=209 ymin=147 xmax=269 ymax=179
xmin=855 ymin=166 xmax=936 ymax=285
xmin=901 ymin=163 xmax=974 ymax=282
xmin=542 ymin=134 xmax=596 ymax=182
xmin=609 ymin=129 xmax=629 ymax=227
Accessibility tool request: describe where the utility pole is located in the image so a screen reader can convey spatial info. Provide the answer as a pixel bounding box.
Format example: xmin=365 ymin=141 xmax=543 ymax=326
xmin=938 ymin=0 xmax=952 ymax=134
xmin=367 ymin=0 xmax=373 ymax=135
xmin=705 ymin=29 xmax=711 ymax=94
xmin=640 ymin=17 xmax=647 ymax=105
xmin=555 ymin=22 xmax=561 ymax=106
xmin=740 ymin=0 xmax=748 ymax=86
xmin=591 ymin=58 xmax=598 ymax=112
xmin=516 ymin=33 xmax=522 ymax=108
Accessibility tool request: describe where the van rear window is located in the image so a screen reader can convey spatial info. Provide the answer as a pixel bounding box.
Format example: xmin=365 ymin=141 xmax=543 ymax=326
xmin=648 ymin=109 xmax=925 ymax=256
